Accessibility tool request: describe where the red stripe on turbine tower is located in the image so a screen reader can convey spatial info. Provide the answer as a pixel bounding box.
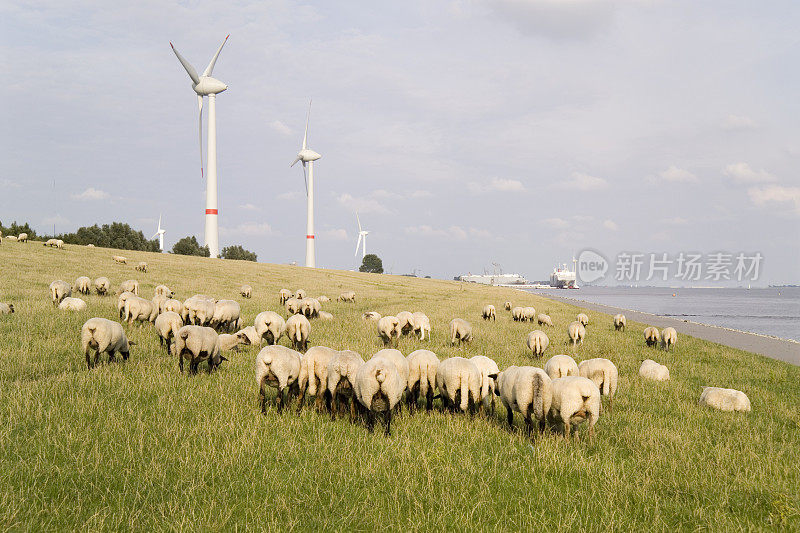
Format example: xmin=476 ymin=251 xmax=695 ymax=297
xmin=206 ymin=209 xmax=218 ymax=215
xmin=306 ymin=235 xmax=315 ymax=239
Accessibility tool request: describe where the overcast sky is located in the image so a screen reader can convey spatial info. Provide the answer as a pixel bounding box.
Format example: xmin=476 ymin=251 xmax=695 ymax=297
xmin=2 ymin=0 xmax=799 ymax=283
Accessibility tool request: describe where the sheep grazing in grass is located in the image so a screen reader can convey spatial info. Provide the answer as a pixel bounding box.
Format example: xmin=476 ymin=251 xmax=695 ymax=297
xmin=470 ymin=355 xmax=500 ymax=415
xmin=285 ymin=297 xmax=301 ymax=316
xmin=152 ymin=294 xmax=167 ymax=313
xmin=86 ymin=243 xmax=94 ymax=248
xmin=537 ymin=314 xmax=553 ymax=327
xmin=155 ymin=311 xmax=183 ymax=354
xmin=567 ymin=321 xmax=586 ymax=346
xmin=237 ymin=326 xmax=260 ymax=346
xmin=155 ymin=285 xmax=174 ymax=299
xmin=286 ymin=314 xmax=311 ymax=352
xmin=327 ymin=349 xmax=365 ymax=422
xmin=240 ymin=285 xmax=252 ymax=298
xmin=0 ymin=302 xmax=14 ymax=315
xmin=279 ymin=289 xmax=292 ymax=305
xmin=644 ymin=327 xmax=660 ymax=347
xmin=75 ymin=276 xmax=92 ymax=295
xmin=174 ymin=325 xmax=225 ymax=374
xmin=112 ymin=255 xmax=127 ymax=264
xmin=81 ymin=317 xmax=132 ymax=369
xmin=412 ymin=312 xmax=431 ymax=341
xmin=162 ymin=298 xmax=183 ymax=315
xmin=49 ymin=280 xmax=72 ymax=306
xmin=699 ymin=387 xmax=751 ymax=413
xmin=482 ymin=305 xmax=496 ymax=321
xmin=639 ymin=359 xmax=670 ymax=381
xmin=301 ymin=298 xmax=321 ymax=319
xmin=355 ymin=356 xmax=404 ymax=435
xmin=578 ymin=358 xmax=618 ymax=410
xmin=377 ymin=316 xmax=402 ymax=347
xmin=135 ymin=262 xmax=148 ymax=273
xmin=119 ymin=279 xmax=139 ymax=296
xmin=210 ymin=299 xmax=241 ymax=333
xmin=512 ymin=306 xmax=525 ymax=322
xmin=363 ymin=311 xmax=382 ymax=322
xmin=544 ymin=354 xmax=579 ymax=380
xmin=116 ymin=291 xmax=134 ymax=319
xmin=372 ymin=349 xmax=410 ymax=399
xmin=435 ymin=357 xmax=481 ymax=414
xmin=449 ymin=318 xmax=473 ymax=346
xmin=58 ymin=297 xmax=87 ymax=312
xmin=254 ymin=311 xmax=285 ymax=345
xmin=294 ymin=289 xmax=306 ymax=300
xmin=17 ymin=233 xmax=28 ymax=243
xmin=182 ymin=295 xmax=216 ymax=326
xmin=406 ymin=349 xmax=439 ymax=412
xmin=338 ymin=291 xmax=356 ymax=303
xmin=123 ymin=295 xmax=158 ymax=325
xmin=614 ymin=314 xmax=626 ymax=331
xmin=94 ymin=277 xmax=111 ymax=296
xmin=54 ymin=239 xmax=64 ymax=249
xmin=255 ymin=345 xmax=302 ymax=414
xmin=494 ymin=366 xmax=552 ymax=434
xmin=5 ymin=236 xmax=17 ymax=242
xmin=522 ymin=307 xmax=536 ymax=322
xmin=504 ymin=301 xmax=512 ymax=311
xmin=548 ymin=376 xmax=602 ymax=439
xmin=44 ymin=238 xmax=58 ymax=247
xmin=577 ymin=313 xmax=589 ymax=327
xmin=396 ymin=311 xmax=416 ymax=336
xmin=318 ymin=311 xmax=333 ymax=321
xmin=317 ymin=295 xmax=330 ymax=303
xmin=297 ymin=346 xmax=338 ymax=413
xmin=526 ymin=330 xmax=550 ymax=358
xmin=218 ymin=331 xmax=251 ymax=352
xmin=661 ymin=327 xmax=677 ymax=351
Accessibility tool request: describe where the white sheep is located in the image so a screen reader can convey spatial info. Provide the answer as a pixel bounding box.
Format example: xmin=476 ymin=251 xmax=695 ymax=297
xmin=116 ymin=291 xmax=135 ymax=319
xmin=449 ymin=318 xmax=473 ymax=346
xmin=504 ymin=301 xmax=512 ymax=311
xmin=318 ymin=311 xmax=333 ymax=321
xmin=354 ymin=356 xmax=404 ymax=435
xmin=163 ymin=298 xmax=183 ymax=315
xmin=544 ymin=354 xmax=579 ymax=380
xmin=44 ymin=238 xmax=57 ymax=247
xmin=435 ymin=356 xmax=481 ymax=413
xmin=17 ymin=232 xmax=28 ymax=243
xmin=0 ymin=302 xmax=14 ymax=315
xmin=470 ymin=355 xmax=500 ymax=415
xmin=6 ymin=236 xmax=17 ymax=242
xmin=661 ymin=327 xmax=677 ymax=351
xmin=155 ymin=311 xmax=183 ymax=354
xmin=112 ymin=255 xmax=127 ymax=264
xmin=338 ymin=291 xmax=356 ymax=303
xmin=614 ymin=314 xmax=626 ymax=331
xmin=218 ymin=331 xmax=251 ymax=352
xmin=377 ymin=316 xmax=401 ymax=347
xmin=49 ymin=280 xmax=72 ymax=306
xmin=482 ymin=305 xmax=496 ymax=321
xmin=567 ymin=321 xmax=586 ymax=346
xmin=279 ymin=288 xmax=292 ymax=305
xmin=119 ymin=279 xmax=139 ymax=296
xmin=94 ymin=277 xmax=111 ymax=296
xmin=254 ymin=311 xmax=286 ymax=345
xmin=255 ymin=345 xmax=302 ymax=414
xmin=699 ymin=387 xmax=751 ymax=412
xmin=237 ymin=325 xmax=261 ymax=346
xmin=294 ymin=289 xmax=307 ymax=300
xmin=526 ymin=330 xmax=550 ymax=358
xmin=285 ymin=297 xmax=301 ymax=316
xmin=372 ymin=348 xmax=410 ymax=395
xmin=522 ymin=307 xmax=536 ymax=322
xmin=286 ymin=313 xmax=311 ymax=352
xmin=210 ymin=299 xmax=241 ymax=332
xmin=55 ymin=239 xmax=64 ymax=249
xmin=154 ymin=285 xmax=174 ymax=298
xmin=300 ymin=298 xmax=321 ymax=319
xmin=396 ymin=311 xmax=416 ymax=336
xmin=81 ymin=317 xmax=132 ymax=369
xmin=639 ymin=359 xmax=670 ymax=381
xmin=512 ymin=306 xmax=525 ymax=321
xmin=406 ymin=349 xmax=439 ymax=412
xmin=297 ymin=346 xmax=338 ymax=413
xmin=494 ymin=365 xmax=553 ymax=434
xmin=152 ymin=294 xmax=167 ymax=314
xmin=362 ymin=311 xmax=382 ymax=322
xmin=123 ymin=295 xmax=158 ymax=325
xmin=547 ymin=376 xmax=602 ymax=439
xmin=75 ymin=276 xmax=92 ymax=295
xmin=578 ymin=358 xmax=619 ymax=409
xmin=240 ymin=285 xmax=252 ymax=298
xmin=537 ymin=313 xmax=553 ymax=327
xmin=58 ymin=297 xmax=87 ymax=312
xmin=644 ymin=327 xmax=660 ymax=347
xmin=182 ymin=295 xmax=215 ymax=326
xmin=174 ymin=325 xmax=224 ymax=374
xmin=577 ymin=313 xmax=589 ymax=327
xmin=317 ymin=295 xmax=330 ymax=303
xmin=135 ymin=261 xmax=148 ymax=273
xmin=412 ymin=312 xmax=431 ymax=341
xmin=327 ymin=349 xmax=365 ymax=421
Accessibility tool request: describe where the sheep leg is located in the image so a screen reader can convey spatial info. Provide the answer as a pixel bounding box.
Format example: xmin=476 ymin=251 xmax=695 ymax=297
xmin=179 ymin=354 xmax=184 ymax=373
xmin=296 ymin=387 xmax=306 ymax=415
xmin=330 ymin=393 xmax=338 ymax=421
xmin=276 ymin=387 xmax=285 ymax=414
xmin=506 ymin=405 xmax=514 ymax=428
xmin=349 ymin=398 xmax=357 ymax=423
xmin=121 ymin=350 xmax=129 ymax=361
xmin=524 ymin=414 xmax=533 ymax=437
xmin=259 ymin=382 xmax=267 ymax=415
xmin=564 ymin=420 xmax=571 ymax=440
xmin=366 ymin=411 xmax=375 ymax=433
xmin=384 ymin=410 xmax=392 ymax=437
xmin=426 ymin=388 xmax=434 ymax=412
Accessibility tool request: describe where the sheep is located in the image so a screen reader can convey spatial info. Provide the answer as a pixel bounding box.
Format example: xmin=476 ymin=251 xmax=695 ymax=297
xmin=377 ymin=316 xmax=402 ymax=347
xmin=87 ymin=243 xmax=94 ymax=248
xmin=154 ymin=311 xmax=183 ymax=354
xmin=119 ymin=279 xmax=139 ymax=296
xmin=544 ymin=354 xmax=580 ymax=380
xmin=0 ymin=302 xmax=15 ymax=315
xmin=294 ymin=289 xmax=306 ymax=300
xmin=279 ymin=288 xmax=292 ymax=305
xmin=285 ymin=297 xmax=301 ymax=316
xmin=75 ymin=276 xmax=92 ymax=295
xmin=44 ymin=238 xmax=57 ymax=247
xmin=396 ymin=311 xmax=416 ymax=336
xmin=135 ymin=262 xmax=148 ymax=273
xmin=5 ymin=235 xmax=17 ymax=242
xmin=297 ymin=346 xmax=338 ymax=413
xmin=512 ymin=306 xmax=525 ymax=321
xmin=152 ymin=294 xmax=168 ymax=314
xmin=300 ymin=298 xmax=321 ymax=319
xmin=237 ymin=325 xmax=261 ymax=346
xmin=567 ymin=321 xmax=586 ymax=346
xmin=537 ymin=313 xmax=553 ymax=327
xmin=577 ymin=313 xmax=589 ymax=327
xmin=112 ymin=255 xmax=127 ymax=264
xmin=699 ymin=387 xmax=751 ymax=412
xmin=338 ymin=291 xmax=356 ymax=303
xmin=58 ymin=297 xmax=87 ymax=312
xmin=661 ymin=327 xmax=678 ymax=351
xmin=218 ymin=331 xmax=251 ymax=352
xmin=614 ymin=314 xmax=626 ymax=331
xmin=154 ymin=285 xmax=174 ymax=298
xmin=372 ymin=349 xmax=410 ymax=396
xmin=449 ymin=318 xmax=473 ymax=346
xmin=94 ymin=277 xmax=111 ymax=295
xmin=81 ymin=317 xmax=132 ymax=369
xmin=522 ymin=307 xmax=536 ymax=322
xmin=49 ymin=280 xmax=72 ymax=306
xmin=504 ymin=301 xmax=512 ymax=311
xmin=327 ymin=349 xmax=365 ymax=421
xmin=117 ymin=291 xmax=134 ymax=318
xmin=578 ymin=358 xmax=619 ymax=410
xmin=239 ymin=285 xmax=252 ymax=298
xmin=412 ymin=312 xmax=431 ymax=341
xmin=547 ymin=376 xmax=602 ymax=439
xmin=639 ymin=359 xmax=670 ymax=381
xmin=254 ymin=311 xmax=286 ymax=345
xmin=255 ymin=345 xmax=302 ymax=413
xmin=54 ymin=239 xmax=64 ymax=249
xmin=482 ymin=304 xmax=496 ymax=321
xmin=174 ymin=325 xmax=225 ymax=374
xmin=363 ymin=311 xmax=382 ymax=321
xmin=526 ymin=330 xmax=550 ymax=358
xmin=182 ymin=295 xmax=215 ymax=326
xmin=435 ymin=357 xmax=481 ymax=413
xmin=123 ymin=295 xmax=158 ymax=325
xmin=494 ymin=366 xmax=553 ymax=434
xmin=354 ymin=356 xmax=404 ymax=435
xmin=406 ymin=349 xmax=439 ymax=412
xmin=470 ymin=355 xmax=500 ymax=415
xmin=644 ymin=327 xmax=661 ymax=347
xmin=319 ymin=311 xmax=333 ymax=321
xmin=210 ymin=299 xmax=241 ymax=332
xmin=17 ymin=232 xmax=28 ymax=243
xmin=0 ymin=229 xmax=2 ymax=243
xmin=317 ymin=295 xmax=330 ymax=303
xmin=286 ymin=313 xmax=311 ymax=352
xmin=162 ymin=298 xmax=183 ymax=315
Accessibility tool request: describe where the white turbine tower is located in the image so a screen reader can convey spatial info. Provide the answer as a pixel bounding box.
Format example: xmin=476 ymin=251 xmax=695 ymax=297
xmin=152 ymin=215 xmax=166 ymax=252
xmin=355 ymin=212 xmax=369 ymax=259
xmin=290 ymin=100 xmax=321 ymax=268
xmin=170 ymin=35 xmax=229 ymax=258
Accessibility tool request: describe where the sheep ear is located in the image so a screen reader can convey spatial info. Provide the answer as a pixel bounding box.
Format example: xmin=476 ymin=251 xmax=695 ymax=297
xmin=433 ymin=394 xmax=441 ymax=400
xmin=494 ymin=388 xmax=500 ymax=396
xmin=128 ymin=340 xmax=137 ymax=346
xmin=488 ymin=373 xmax=498 ymax=381
xmin=220 ymin=355 xmax=228 ymax=362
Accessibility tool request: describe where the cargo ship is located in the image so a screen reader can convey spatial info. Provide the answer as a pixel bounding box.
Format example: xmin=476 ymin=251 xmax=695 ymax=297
xmin=549 ymin=261 xmax=578 ymax=288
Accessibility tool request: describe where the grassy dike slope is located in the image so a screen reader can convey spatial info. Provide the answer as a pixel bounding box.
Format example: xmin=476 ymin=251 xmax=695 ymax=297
xmin=1 ymin=243 xmax=798 ymax=531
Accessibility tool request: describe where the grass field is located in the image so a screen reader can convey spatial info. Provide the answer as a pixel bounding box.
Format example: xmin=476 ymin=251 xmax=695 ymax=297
xmin=1 ymin=242 xmax=798 ymax=531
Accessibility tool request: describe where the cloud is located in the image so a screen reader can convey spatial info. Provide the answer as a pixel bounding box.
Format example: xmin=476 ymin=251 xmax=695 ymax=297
xmin=723 ymin=162 xmax=775 ymax=183
xmin=557 ymin=172 xmax=608 ymax=191
xmin=336 ymin=193 xmax=391 ymax=214
xmin=42 ymin=214 xmax=69 ymax=226
xmin=269 ymin=120 xmax=293 ymax=137
xmin=321 ymin=228 xmax=349 ymax=241
xmin=239 ymin=203 xmax=260 ymax=211
xmin=277 ymin=191 xmax=300 ymax=201
xmin=71 ymin=187 xmax=109 ymax=201
xmin=723 ymin=114 xmax=756 ymax=130
xmin=662 ymin=217 xmax=689 ymax=226
xmin=747 ymin=185 xmax=800 ymax=215
xmin=404 ymin=225 xmax=490 ymax=240
xmin=657 ymin=166 xmax=697 ymax=183
xmin=603 ymin=219 xmax=618 ymax=231
xmin=410 ymin=190 xmax=432 ymax=199
xmin=543 ymin=217 xmax=569 ymax=229
xmin=468 ymin=177 xmax=526 ymax=194
xmin=489 ymin=0 xmax=617 ymax=41
xmin=220 ymin=222 xmax=275 ymax=236
xmin=0 ymin=178 xmax=21 ymax=188
xmin=371 ymin=189 xmax=403 ymax=200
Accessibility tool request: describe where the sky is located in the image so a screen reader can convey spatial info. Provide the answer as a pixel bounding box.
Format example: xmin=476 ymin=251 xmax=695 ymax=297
xmin=2 ymin=0 xmax=799 ymax=284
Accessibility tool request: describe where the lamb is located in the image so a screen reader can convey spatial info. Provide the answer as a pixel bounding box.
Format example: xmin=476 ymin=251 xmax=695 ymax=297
xmin=544 ymin=354 xmax=580 ymax=380
xmin=526 ymin=330 xmax=550 ymax=358
xmin=162 ymin=298 xmax=183 ymax=315
xmin=154 ymin=311 xmax=183 ymax=354
xmin=123 ymin=295 xmax=158 ymax=325
xmin=58 ymin=297 xmax=87 ymax=312
xmin=578 ymin=358 xmax=619 ymax=409
xmin=470 ymin=355 xmax=500 ymax=415
xmin=17 ymin=232 xmax=28 ymax=243
xmin=337 ymin=291 xmax=356 ymax=303
xmin=412 ymin=312 xmax=431 ymax=341
xmin=644 ymin=327 xmax=660 ymax=347
xmin=639 ymin=359 xmax=670 ymax=381
xmin=117 ymin=291 xmax=135 ymax=318
xmin=236 ymin=325 xmax=261 ymax=346
xmin=396 ymin=311 xmax=416 ymax=336
xmin=661 ymin=327 xmax=678 ymax=351
xmin=254 ymin=311 xmax=286 ymax=345
xmin=49 ymin=280 xmax=72 ymax=306
xmin=372 ymin=349 xmax=410 ymax=395
xmin=699 ymin=387 xmax=751 ymax=412
xmin=119 ymin=279 xmax=139 ymax=296
xmin=285 ymin=297 xmax=301 ymax=316
xmin=0 ymin=302 xmax=14 ymax=315
xmin=112 ymin=255 xmax=127 ymax=264
xmin=286 ymin=313 xmax=311 ymax=352
xmin=449 ymin=318 xmax=473 ymax=346
xmin=81 ymin=317 xmax=132 ymax=369
xmin=174 ymin=325 xmax=225 ymax=374
xmin=377 ymin=315 xmax=402 ymax=347
xmin=255 ymin=345 xmax=302 ymax=413
xmin=577 ymin=313 xmax=589 ymax=327
xmin=240 ymin=285 xmax=252 ymax=298
xmin=512 ymin=306 xmax=525 ymax=321
xmin=567 ymin=321 xmax=586 ymax=346
xmin=75 ymin=276 xmax=92 ymax=295
xmin=354 ymin=356 xmax=404 ymax=435
xmin=154 ymin=285 xmax=174 ymax=298
xmin=218 ymin=331 xmax=251 ymax=352
xmin=537 ymin=313 xmax=553 ymax=327
xmin=435 ymin=356 xmax=481 ymax=413
xmin=482 ymin=304 xmax=496 ymax=321
xmin=406 ymin=349 xmax=439 ymax=412
xmin=94 ymin=277 xmax=111 ymax=295
xmin=279 ymin=288 xmax=292 ymax=305
xmin=297 ymin=346 xmax=338 ymax=413
xmin=522 ymin=307 xmax=536 ymax=322
xmin=547 ymin=376 xmax=602 ymax=439
xmin=362 ymin=311 xmax=382 ymax=321
xmin=614 ymin=314 xmax=626 ymax=331
xmin=326 ymin=349 xmax=365 ymax=422
xmin=494 ymin=366 xmax=552 ymax=434
xmin=210 ymin=299 xmax=241 ymax=332
xmin=135 ymin=262 xmax=148 ymax=273
xmin=318 ymin=311 xmax=333 ymax=321
xmin=504 ymin=301 xmax=512 ymax=311
xmin=294 ymin=289 xmax=306 ymax=300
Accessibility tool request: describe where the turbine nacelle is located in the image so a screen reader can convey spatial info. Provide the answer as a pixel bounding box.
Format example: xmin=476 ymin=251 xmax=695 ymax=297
xmin=193 ymin=77 xmax=228 ymax=96
xmin=296 ymin=148 xmax=321 ymax=164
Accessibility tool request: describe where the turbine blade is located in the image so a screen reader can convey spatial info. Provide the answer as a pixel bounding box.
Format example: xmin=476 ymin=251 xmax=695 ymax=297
xmin=290 ymin=155 xmax=301 ymax=167
xmin=302 ymin=99 xmax=311 ymax=150
xmin=151 ymin=232 xmax=159 ymax=239
xmin=202 ymin=34 xmax=229 ymax=77
xmin=355 ymin=234 xmax=362 ymax=256
xmin=356 ymin=212 xmax=362 ymax=232
xmin=198 ymin=95 xmax=204 ymax=178
xmin=170 ymin=42 xmax=200 ymax=85
xmin=157 ymin=214 xmax=162 ymax=232
xmin=302 ymin=162 xmax=308 ymax=195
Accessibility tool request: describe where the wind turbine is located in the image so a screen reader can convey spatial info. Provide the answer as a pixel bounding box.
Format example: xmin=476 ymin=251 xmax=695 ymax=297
xmin=170 ymin=35 xmax=229 ymax=258
xmin=290 ymin=100 xmax=321 ymax=268
xmin=152 ymin=215 xmax=166 ymax=252
xmin=354 ymin=212 xmax=369 ymax=259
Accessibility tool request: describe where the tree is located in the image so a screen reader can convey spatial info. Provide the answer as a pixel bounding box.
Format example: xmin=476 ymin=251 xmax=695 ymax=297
xmin=0 ymin=221 xmax=37 ymax=240
xmin=359 ymin=253 xmax=383 ymax=273
xmin=172 ymin=236 xmax=210 ymax=257
xmin=58 ymin=222 xmax=159 ymax=251
xmin=220 ymin=245 xmax=257 ymax=262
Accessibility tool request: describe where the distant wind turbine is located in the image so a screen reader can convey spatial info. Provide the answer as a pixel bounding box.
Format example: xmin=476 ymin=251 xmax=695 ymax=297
xmin=290 ymin=100 xmax=321 ymax=268
xmin=354 ymin=212 xmax=369 ymax=259
xmin=152 ymin=215 xmax=166 ymax=252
